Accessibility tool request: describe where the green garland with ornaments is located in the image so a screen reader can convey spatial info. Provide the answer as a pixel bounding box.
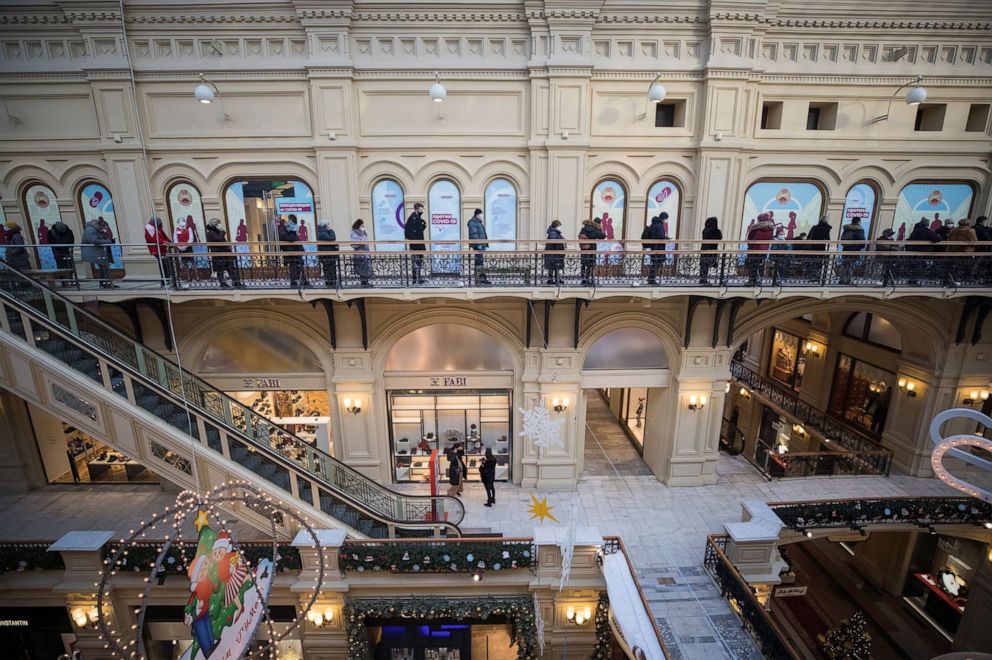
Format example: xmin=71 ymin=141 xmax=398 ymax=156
xmin=343 ymin=595 xmax=538 ymax=660
xmin=591 ymin=592 xmax=611 ymax=659
xmin=0 ymin=543 xmax=65 ymax=574
xmin=339 ymin=540 xmax=534 ymax=574
xmin=101 ymin=542 xmax=302 ymax=574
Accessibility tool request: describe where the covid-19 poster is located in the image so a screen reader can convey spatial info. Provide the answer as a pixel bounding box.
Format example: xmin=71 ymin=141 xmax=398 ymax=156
xmin=740 ymin=181 xmax=824 ymax=240
xmin=78 ymin=183 xmax=124 ymax=271
xmin=890 ymin=183 xmax=974 ymax=241
xmin=371 ymin=179 xmax=406 ymax=251
xmin=484 ymin=178 xmax=517 ymax=250
xmin=591 ymin=179 xmax=626 ymax=264
xmin=428 ymin=179 xmax=461 ymax=273
xmin=841 ymin=183 xmax=877 ymax=241
xmin=645 ymin=179 xmax=680 ymax=258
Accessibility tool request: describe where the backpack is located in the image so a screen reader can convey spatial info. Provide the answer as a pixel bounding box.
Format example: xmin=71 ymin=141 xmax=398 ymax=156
xmin=641 ymin=225 xmax=651 ymax=240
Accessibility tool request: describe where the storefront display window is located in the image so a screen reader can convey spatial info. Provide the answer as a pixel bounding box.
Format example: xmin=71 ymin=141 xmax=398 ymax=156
xmin=769 ymin=329 xmax=806 ymax=390
xmin=619 ymin=387 xmax=648 ymax=448
xmin=223 ymin=179 xmax=316 ymax=256
xmin=388 ymin=390 xmax=511 ymax=483
xmin=905 ymin=535 xmax=986 ymax=639
xmin=229 ymin=390 xmax=332 ymax=454
xmin=371 ymin=178 xmax=406 ymax=250
xmin=740 ymin=180 xmax=825 ymax=240
xmin=844 ymin=311 xmax=902 ymax=352
xmin=46 ymin=423 xmax=157 ymax=484
xmin=828 ymin=354 xmax=895 ymax=435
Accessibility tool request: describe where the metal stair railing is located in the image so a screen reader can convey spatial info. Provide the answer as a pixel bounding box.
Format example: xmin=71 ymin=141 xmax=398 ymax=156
xmin=0 ymin=264 xmax=464 ymax=537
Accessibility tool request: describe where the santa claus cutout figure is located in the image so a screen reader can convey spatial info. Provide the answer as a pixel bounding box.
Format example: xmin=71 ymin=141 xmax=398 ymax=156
xmin=185 ymin=555 xmax=216 ymax=657
xmin=211 ymin=532 xmax=249 ymax=618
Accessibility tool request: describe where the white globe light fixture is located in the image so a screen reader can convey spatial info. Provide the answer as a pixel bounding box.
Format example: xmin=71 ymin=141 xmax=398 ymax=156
xmin=866 ymin=75 xmax=927 ymax=124
xmin=647 ymin=74 xmax=667 ymax=104
xmin=193 ymin=74 xmax=218 ymax=104
xmin=429 ymin=72 xmax=447 ymax=103
xmin=905 ymin=83 xmax=928 ymax=106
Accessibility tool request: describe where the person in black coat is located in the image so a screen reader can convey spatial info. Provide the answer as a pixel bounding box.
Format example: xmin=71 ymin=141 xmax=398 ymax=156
xmin=206 ymin=218 xmax=241 ymax=287
xmin=806 ymin=216 xmax=832 ymax=250
xmin=404 ymin=203 xmax=427 ymax=284
xmin=700 ymin=216 xmax=722 ymax=284
xmin=643 ymin=214 xmax=669 ymax=285
xmin=3 ymin=222 xmax=31 ymax=270
xmin=316 ymin=219 xmax=339 ymax=286
xmin=480 ymin=448 xmax=497 ymax=506
xmin=578 ymin=218 xmax=606 ymax=285
xmin=279 ymin=214 xmax=307 ymax=287
xmin=974 ymin=216 xmax=991 ymax=252
xmin=445 ymin=448 xmax=462 ymax=497
xmin=907 ymin=218 xmax=940 ymax=253
xmin=48 ymin=221 xmax=75 ymax=277
xmin=544 ymin=220 xmax=566 ymax=284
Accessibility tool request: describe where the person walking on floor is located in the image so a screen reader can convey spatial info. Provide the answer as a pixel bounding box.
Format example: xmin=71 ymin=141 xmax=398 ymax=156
xmin=544 ymin=220 xmax=566 ymax=284
xmin=643 ymin=214 xmax=669 ymax=285
xmin=279 ymin=214 xmax=307 ymax=287
xmin=48 ymin=220 xmax=75 ymax=283
xmin=480 ymin=448 xmax=497 ymax=506
xmin=446 ymin=448 xmax=462 ymax=497
xmin=145 ymin=216 xmax=178 ymax=287
xmin=405 ymin=202 xmax=427 ymax=284
xmin=700 ymin=216 xmax=722 ymax=284
xmin=206 ymin=218 xmax=242 ymax=288
xmin=578 ymin=217 xmax=606 ymax=286
xmin=2 ymin=222 xmax=30 ymax=270
xmin=316 ymin=219 xmax=339 ymax=287
xmin=467 ymin=208 xmax=489 ymax=285
xmin=82 ymin=218 xmax=114 ymax=288
xmin=351 ymin=219 xmax=372 ymax=286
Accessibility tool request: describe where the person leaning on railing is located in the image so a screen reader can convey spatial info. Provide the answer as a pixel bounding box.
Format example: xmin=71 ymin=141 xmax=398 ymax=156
xmin=279 ymin=214 xmax=307 ymax=287
xmin=316 ymin=219 xmax=340 ymax=287
xmin=948 ymin=218 xmax=978 ymax=281
xmin=351 ymin=219 xmax=372 ymax=287
xmin=872 ymin=228 xmax=901 ymax=286
xmin=206 ymin=217 xmax=243 ymax=288
xmin=578 ymin=217 xmax=606 ymax=286
xmin=145 ymin=216 xmax=178 ymax=287
xmin=48 ymin=220 xmax=75 ymax=283
xmin=82 ymin=218 xmax=115 ymax=288
xmin=405 ymin=202 xmax=427 ymax=284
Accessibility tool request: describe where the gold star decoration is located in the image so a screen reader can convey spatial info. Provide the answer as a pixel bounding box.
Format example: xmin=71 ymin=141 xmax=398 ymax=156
xmin=526 ymin=494 xmax=559 ymax=524
xmin=193 ymin=509 xmax=210 ymax=532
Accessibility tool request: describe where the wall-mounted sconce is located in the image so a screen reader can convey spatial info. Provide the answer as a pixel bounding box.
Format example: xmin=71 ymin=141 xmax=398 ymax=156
xmin=193 ymin=73 xmax=219 ymax=104
xmin=306 ymin=606 xmax=335 ymax=628
xmin=472 ymin=571 xmax=483 ymax=582
xmin=428 ymin=71 xmax=447 ymax=103
xmin=963 ymin=389 xmax=990 ymax=406
xmin=897 ymin=378 xmax=918 ymax=398
xmin=70 ymin=606 xmax=99 ymax=629
xmin=725 ymin=382 xmax=731 ymax=394
xmin=566 ymin=605 xmax=592 ymax=626
xmin=551 ymin=397 xmax=570 ymax=414
xmin=687 ymin=395 xmax=707 ymax=412
xmin=803 ymin=341 xmax=820 ymax=357
xmin=739 ymin=387 xmax=751 ymax=401
xmin=792 ymin=424 xmax=808 ymax=439
xmin=343 ymin=398 xmax=362 ymax=415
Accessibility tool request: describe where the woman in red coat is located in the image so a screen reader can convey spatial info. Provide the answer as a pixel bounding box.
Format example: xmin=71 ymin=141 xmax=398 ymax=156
xmin=746 ymin=212 xmax=775 ymax=284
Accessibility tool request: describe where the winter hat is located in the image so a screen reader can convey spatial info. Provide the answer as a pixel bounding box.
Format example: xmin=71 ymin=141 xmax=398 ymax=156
xmin=318 ymin=218 xmax=331 ymax=228
xmin=213 ymin=531 xmax=232 ymax=552
xmin=659 ymin=212 xmax=669 ymax=220
xmin=881 ymin=228 xmax=895 ymax=237
xmin=958 ymin=218 xmax=971 ymax=227
xmin=757 ymin=213 xmax=770 ymax=223
xmin=4 ymin=221 xmax=18 ymax=230
xmin=207 ymin=217 xmax=222 ymax=228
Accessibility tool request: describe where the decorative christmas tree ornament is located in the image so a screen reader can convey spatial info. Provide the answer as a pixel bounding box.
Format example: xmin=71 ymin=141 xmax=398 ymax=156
xmin=817 ymin=611 xmax=872 ymax=660
xmin=929 ymin=408 xmax=992 ymax=503
xmin=526 ymin=494 xmax=559 ymax=523
xmin=519 ymin=403 xmax=565 ymax=450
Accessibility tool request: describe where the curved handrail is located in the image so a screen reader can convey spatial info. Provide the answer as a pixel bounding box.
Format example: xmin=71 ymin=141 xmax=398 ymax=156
xmin=0 ymin=262 xmax=465 ymax=532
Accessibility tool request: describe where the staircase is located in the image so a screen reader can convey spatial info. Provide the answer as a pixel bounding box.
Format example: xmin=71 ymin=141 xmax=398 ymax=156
xmin=0 ymin=265 xmax=463 ymax=538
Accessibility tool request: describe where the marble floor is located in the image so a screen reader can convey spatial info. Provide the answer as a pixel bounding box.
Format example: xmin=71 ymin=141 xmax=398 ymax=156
xmin=0 ymin=393 xmax=962 ymax=659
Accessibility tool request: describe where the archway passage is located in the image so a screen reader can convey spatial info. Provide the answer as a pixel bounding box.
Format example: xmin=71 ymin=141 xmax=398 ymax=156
xmin=581 ymin=328 xmax=669 ymax=476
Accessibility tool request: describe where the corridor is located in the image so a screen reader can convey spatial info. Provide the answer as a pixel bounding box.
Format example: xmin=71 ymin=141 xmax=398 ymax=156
xmin=582 ymin=390 xmax=653 ymax=477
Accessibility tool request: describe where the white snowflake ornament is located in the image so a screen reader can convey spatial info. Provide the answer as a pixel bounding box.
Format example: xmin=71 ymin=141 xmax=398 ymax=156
xmin=519 ymin=404 xmax=565 ymax=450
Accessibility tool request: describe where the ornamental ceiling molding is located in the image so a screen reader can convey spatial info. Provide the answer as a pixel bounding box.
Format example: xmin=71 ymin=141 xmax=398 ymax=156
xmin=352 ymin=70 xmax=529 ymax=79
xmin=125 ymin=14 xmax=299 ymax=25
xmin=0 ymin=14 xmax=71 ymax=25
xmin=757 ymin=74 xmax=992 ymax=86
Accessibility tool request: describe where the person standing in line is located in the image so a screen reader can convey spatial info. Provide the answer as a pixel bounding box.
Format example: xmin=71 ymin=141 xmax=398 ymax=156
xmin=480 ymin=448 xmax=497 ymax=506
xmin=145 ymin=216 xmax=177 ymax=287
xmin=455 ymin=448 xmax=468 ymax=496
xmin=82 ymin=218 xmax=114 ymax=288
xmin=770 ymin=225 xmax=791 ymax=283
xmin=578 ymin=217 xmax=606 ymax=286
xmin=445 ymin=448 xmax=461 ymax=498
xmin=206 ymin=218 xmax=242 ymax=288
xmin=973 ymin=216 xmax=991 ymax=251
xmin=948 ymin=218 xmax=978 ymax=281
xmin=838 ymin=215 xmax=866 ymax=284
xmin=700 ymin=216 xmax=722 ymax=285
xmin=467 ymin=208 xmax=489 ymax=285
xmin=279 ymin=214 xmax=307 ymax=287
xmin=643 ymin=214 xmax=668 ymax=285
xmin=2 ymin=222 xmax=30 ymax=270
xmin=405 ymin=202 xmax=427 ymax=284
xmin=351 ymin=219 xmax=372 ymax=286
xmin=544 ymin=220 xmax=566 ymax=284
xmin=316 ymin=219 xmax=339 ymax=287
xmin=48 ymin=219 xmax=75 ymax=283
xmin=745 ymin=213 xmax=774 ymax=285
xmin=804 ymin=214 xmax=832 ymax=283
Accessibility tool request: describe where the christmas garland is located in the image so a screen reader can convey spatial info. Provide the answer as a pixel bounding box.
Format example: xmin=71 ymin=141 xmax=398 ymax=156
xmin=339 ymin=540 xmax=534 ymax=574
xmin=101 ymin=542 xmax=302 ymax=574
xmin=772 ymin=497 xmax=992 ymax=531
xmin=343 ymin=595 xmax=538 ymax=660
xmin=591 ymin=592 xmax=612 ymax=659
xmin=0 ymin=543 xmax=65 ymax=573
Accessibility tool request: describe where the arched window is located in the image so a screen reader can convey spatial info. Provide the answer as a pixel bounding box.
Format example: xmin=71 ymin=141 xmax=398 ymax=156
xmin=583 ymin=328 xmax=668 ymax=370
xmin=0 ymin=196 xmax=9 ymax=263
xmin=223 ymin=179 xmax=315 ymax=260
xmin=167 ymin=181 xmax=205 ymax=240
xmin=371 ymin=178 xmax=406 ymax=251
xmin=645 ymin=178 xmax=681 ymax=240
xmin=427 ymin=179 xmax=461 ymax=273
xmin=843 ymin=312 xmax=902 ymax=352
xmin=842 ymin=181 xmax=879 ymax=240
xmin=740 ymin=180 xmax=825 ymax=240
xmin=77 ymin=182 xmax=124 ymax=273
xmin=200 ymin=326 xmax=323 ymax=374
xmin=19 ymin=183 xmax=63 ymax=271
xmin=385 ymin=324 xmax=514 ymax=371
xmin=890 ymin=181 xmax=975 ymax=241
xmin=590 ymin=178 xmax=628 ymax=240
xmin=484 ymin=178 xmax=517 ymax=250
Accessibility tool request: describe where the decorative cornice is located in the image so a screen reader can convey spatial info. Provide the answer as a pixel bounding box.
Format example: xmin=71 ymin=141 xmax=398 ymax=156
xmin=770 ymin=19 xmax=992 ymax=30
xmin=0 ymin=14 xmax=70 ymax=25
xmin=125 ymin=14 xmax=298 ymax=25
xmin=354 ymin=11 xmax=527 ymax=23
xmin=63 ymin=11 xmax=122 ymax=23
xmin=598 ymin=14 xmax=706 ymax=25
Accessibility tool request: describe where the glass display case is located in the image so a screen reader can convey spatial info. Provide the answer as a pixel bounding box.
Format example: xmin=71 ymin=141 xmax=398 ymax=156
xmin=388 ymin=390 xmax=511 ymax=483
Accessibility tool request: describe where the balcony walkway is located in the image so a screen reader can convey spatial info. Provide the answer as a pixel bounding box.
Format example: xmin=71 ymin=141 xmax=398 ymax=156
xmin=0 ymin=454 xmax=961 ymax=659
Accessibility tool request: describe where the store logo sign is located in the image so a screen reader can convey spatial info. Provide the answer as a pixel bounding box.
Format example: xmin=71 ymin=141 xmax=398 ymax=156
xmin=242 ymin=378 xmax=282 ymax=388
xmin=429 ymin=377 xmax=467 ymax=387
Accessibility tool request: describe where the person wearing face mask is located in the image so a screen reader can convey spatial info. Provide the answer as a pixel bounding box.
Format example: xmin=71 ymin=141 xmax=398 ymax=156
xmin=279 ymin=214 xmax=307 ymax=287
xmin=404 ymin=202 xmax=427 ymax=284
xmin=467 ymin=208 xmax=489 ymax=285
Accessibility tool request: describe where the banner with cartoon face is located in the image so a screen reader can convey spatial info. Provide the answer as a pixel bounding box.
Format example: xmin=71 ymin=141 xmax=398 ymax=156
xmin=591 ymin=179 xmax=626 ymax=264
xmin=22 ymin=184 xmax=61 ymax=270
xmin=842 ymin=183 xmax=877 ymax=241
xmin=891 ymin=183 xmax=974 ymax=241
xmin=484 ymin=178 xmax=517 ymax=251
xmin=428 ymin=179 xmax=461 ymax=273
xmin=169 ymin=183 xmax=210 ymax=267
xmin=645 ymin=179 xmax=680 ymax=240
xmin=371 ymin=179 xmax=406 ymax=251
xmin=78 ymin=183 xmax=124 ymax=271
xmin=740 ymin=181 xmax=824 ymax=241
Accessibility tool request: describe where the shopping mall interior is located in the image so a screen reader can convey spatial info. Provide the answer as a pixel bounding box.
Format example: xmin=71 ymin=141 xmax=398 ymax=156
xmin=1 ymin=1 xmax=992 ymax=659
